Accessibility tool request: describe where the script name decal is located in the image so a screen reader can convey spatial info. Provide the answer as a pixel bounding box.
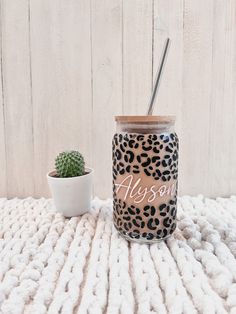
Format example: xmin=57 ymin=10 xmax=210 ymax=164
xmin=115 ymin=174 xmax=176 ymax=204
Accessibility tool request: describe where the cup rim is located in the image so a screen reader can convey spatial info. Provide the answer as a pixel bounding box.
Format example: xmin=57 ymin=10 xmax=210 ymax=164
xmin=47 ymin=167 xmax=94 ymax=180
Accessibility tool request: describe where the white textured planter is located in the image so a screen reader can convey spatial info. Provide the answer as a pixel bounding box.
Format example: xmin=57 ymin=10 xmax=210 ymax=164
xmin=47 ymin=167 xmax=93 ymax=217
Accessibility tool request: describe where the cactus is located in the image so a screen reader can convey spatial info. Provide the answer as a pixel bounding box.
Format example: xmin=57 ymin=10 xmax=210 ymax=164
xmin=55 ymin=150 xmax=85 ymax=178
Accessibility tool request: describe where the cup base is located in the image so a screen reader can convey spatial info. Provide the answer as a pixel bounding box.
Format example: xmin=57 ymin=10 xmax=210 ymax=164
xmin=115 ymin=227 xmax=175 ymax=244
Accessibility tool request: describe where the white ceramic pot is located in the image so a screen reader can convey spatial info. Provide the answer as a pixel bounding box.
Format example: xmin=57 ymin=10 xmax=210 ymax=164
xmin=47 ymin=167 xmax=93 ymax=217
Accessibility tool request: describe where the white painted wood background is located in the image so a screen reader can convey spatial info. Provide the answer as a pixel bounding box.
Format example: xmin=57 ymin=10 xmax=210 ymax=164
xmin=0 ymin=0 xmax=235 ymax=199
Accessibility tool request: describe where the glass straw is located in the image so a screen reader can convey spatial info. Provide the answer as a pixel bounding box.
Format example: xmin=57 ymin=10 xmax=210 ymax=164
xmin=147 ymin=38 xmax=171 ymax=115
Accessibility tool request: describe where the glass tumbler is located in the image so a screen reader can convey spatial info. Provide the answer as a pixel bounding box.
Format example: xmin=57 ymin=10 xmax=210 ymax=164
xmin=112 ymin=116 xmax=179 ymax=243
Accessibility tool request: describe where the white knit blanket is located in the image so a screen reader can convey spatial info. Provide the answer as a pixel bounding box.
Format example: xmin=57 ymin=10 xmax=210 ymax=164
xmin=0 ymin=196 xmax=236 ymax=314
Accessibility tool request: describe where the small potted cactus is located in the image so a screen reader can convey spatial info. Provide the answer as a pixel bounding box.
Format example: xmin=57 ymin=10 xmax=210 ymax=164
xmin=47 ymin=150 xmax=93 ymax=217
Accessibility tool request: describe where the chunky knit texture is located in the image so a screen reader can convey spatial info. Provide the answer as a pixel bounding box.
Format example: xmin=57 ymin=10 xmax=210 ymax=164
xmin=0 ymin=196 xmax=236 ymax=314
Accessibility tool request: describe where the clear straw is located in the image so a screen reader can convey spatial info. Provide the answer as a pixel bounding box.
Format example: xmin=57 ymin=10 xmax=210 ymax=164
xmin=147 ymin=38 xmax=171 ymax=115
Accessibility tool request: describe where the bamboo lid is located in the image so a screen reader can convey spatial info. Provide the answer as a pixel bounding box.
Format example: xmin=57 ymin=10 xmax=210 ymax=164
xmin=115 ymin=115 xmax=175 ymax=123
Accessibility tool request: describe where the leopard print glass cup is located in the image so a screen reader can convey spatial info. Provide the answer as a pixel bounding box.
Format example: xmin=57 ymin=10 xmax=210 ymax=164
xmin=112 ymin=116 xmax=178 ymax=243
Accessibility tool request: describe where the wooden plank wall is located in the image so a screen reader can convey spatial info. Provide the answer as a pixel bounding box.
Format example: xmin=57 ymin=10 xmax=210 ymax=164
xmin=0 ymin=0 xmax=235 ymax=198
